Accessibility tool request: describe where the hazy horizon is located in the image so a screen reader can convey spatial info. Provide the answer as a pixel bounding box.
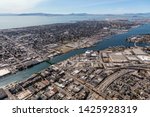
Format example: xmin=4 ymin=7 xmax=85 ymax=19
xmin=0 ymin=12 xmax=150 ymax=15
xmin=0 ymin=0 xmax=149 ymax=14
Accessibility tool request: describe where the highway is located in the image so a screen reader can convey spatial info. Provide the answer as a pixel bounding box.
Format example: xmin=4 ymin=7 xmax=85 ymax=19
xmin=98 ymin=69 xmax=132 ymax=93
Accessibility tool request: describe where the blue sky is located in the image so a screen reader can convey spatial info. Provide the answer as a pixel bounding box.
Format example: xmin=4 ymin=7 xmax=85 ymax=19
xmin=0 ymin=0 xmax=150 ymax=14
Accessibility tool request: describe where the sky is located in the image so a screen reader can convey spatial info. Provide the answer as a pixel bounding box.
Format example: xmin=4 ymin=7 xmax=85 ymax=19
xmin=0 ymin=0 xmax=150 ymax=14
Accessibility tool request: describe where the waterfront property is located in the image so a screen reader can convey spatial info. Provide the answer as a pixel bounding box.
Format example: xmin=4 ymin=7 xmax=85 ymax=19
xmin=0 ymin=23 xmax=150 ymax=88
xmin=1 ymin=46 xmax=150 ymax=100
xmin=0 ymin=20 xmax=138 ymax=78
xmin=0 ymin=21 xmax=150 ymax=100
xmin=0 ymin=69 xmax=10 ymax=77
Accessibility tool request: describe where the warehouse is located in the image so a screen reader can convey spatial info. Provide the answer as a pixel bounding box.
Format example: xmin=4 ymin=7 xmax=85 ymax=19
xmin=0 ymin=68 xmax=11 ymax=77
xmin=132 ymin=48 xmax=147 ymax=55
xmin=109 ymin=52 xmax=128 ymax=63
xmin=137 ymin=55 xmax=150 ymax=63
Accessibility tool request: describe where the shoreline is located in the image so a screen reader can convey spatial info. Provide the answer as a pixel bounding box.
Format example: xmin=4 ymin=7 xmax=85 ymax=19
xmin=0 ymin=21 xmax=141 ymax=87
xmin=0 ymin=22 xmax=138 ymax=79
xmin=127 ymin=34 xmax=150 ymax=44
xmin=0 ymin=28 xmax=130 ymax=80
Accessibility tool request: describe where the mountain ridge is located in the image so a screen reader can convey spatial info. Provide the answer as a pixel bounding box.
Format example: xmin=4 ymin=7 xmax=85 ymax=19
xmin=0 ymin=13 xmax=150 ymax=16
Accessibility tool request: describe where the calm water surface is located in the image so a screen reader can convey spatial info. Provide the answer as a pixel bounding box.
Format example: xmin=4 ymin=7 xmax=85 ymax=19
xmin=0 ymin=23 xmax=150 ymax=87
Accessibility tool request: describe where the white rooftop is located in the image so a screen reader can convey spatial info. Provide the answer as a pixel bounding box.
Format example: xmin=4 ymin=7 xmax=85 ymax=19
xmin=132 ymin=48 xmax=147 ymax=55
xmin=0 ymin=69 xmax=10 ymax=77
xmin=137 ymin=55 xmax=150 ymax=62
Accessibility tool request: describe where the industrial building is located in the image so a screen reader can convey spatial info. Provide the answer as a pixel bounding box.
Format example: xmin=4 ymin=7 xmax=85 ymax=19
xmin=132 ymin=48 xmax=147 ymax=55
xmin=0 ymin=69 xmax=10 ymax=77
xmin=109 ymin=52 xmax=128 ymax=63
xmin=137 ymin=55 xmax=150 ymax=63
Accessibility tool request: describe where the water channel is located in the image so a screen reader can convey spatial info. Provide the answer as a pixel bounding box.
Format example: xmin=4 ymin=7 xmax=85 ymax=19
xmin=0 ymin=23 xmax=150 ymax=87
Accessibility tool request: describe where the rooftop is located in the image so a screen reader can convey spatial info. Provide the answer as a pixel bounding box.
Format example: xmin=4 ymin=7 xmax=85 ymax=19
xmin=0 ymin=69 xmax=10 ymax=77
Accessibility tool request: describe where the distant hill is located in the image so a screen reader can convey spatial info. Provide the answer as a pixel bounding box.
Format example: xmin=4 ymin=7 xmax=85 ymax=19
xmin=18 ymin=13 xmax=91 ymax=16
xmin=0 ymin=13 xmax=150 ymax=17
xmin=0 ymin=13 xmax=63 ymax=16
xmin=18 ymin=13 xmax=63 ymax=16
